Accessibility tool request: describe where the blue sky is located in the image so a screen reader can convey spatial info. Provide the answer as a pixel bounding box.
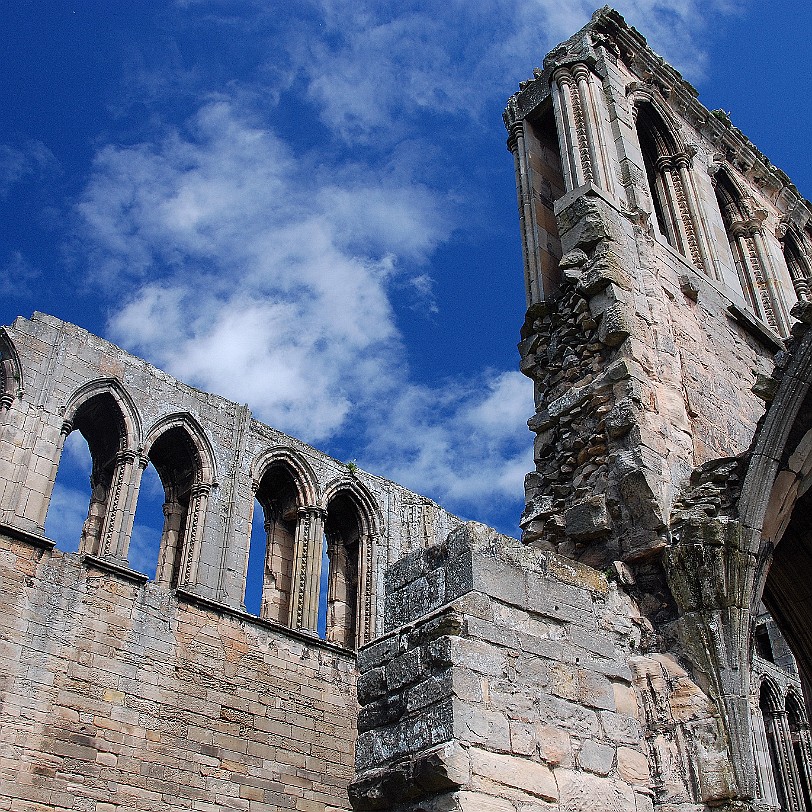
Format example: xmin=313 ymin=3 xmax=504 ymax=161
xmin=3 ymin=0 xmax=812 ymax=559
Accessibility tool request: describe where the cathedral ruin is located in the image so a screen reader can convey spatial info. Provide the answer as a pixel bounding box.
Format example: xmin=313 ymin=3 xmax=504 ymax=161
xmin=1 ymin=7 xmax=811 ymax=812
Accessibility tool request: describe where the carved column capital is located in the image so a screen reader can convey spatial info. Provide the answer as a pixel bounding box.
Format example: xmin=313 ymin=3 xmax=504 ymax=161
xmin=60 ymin=419 xmax=73 ymax=437
xmin=552 ymin=66 xmax=574 ymax=87
xmin=570 ymin=62 xmax=592 ymax=83
xmin=0 ymin=392 xmax=13 ymax=411
xmin=506 ymin=120 xmax=524 ymax=154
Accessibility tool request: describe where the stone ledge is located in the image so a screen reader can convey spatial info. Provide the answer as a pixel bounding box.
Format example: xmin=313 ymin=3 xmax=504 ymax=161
xmin=0 ymin=522 xmax=56 ymax=550
xmin=727 ymin=303 xmax=784 ymax=353
xmin=82 ymin=554 xmax=149 ymax=584
xmin=175 ymin=587 xmax=356 ymax=659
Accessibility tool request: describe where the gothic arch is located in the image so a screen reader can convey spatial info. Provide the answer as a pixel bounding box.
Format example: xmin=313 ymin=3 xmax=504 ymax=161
xmin=321 ymin=476 xmax=381 ymax=537
xmin=63 ymin=378 xmax=141 ymax=451
xmin=249 ymin=446 xmax=319 ymax=507
xmin=142 ymin=413 xmax=216 ymax=485
xmin=246 ymin=447 xmax=320 ymax=625
xmin=140 ymin=413 xmax=215 ymax=587
xmin=782 ymin=226 xmax=812 ymax=302
xmin=630 ymin=94 xmax=713 ymax=275
xmin=739 ymin=323 xmax=812 ymax=704
xmin=321 ymin=477 xmax=380 ymax=648
xmin=54 ymin=379 xmax=142 ymax=558
xmin=713 ymin=167 xmax=787 ymax=334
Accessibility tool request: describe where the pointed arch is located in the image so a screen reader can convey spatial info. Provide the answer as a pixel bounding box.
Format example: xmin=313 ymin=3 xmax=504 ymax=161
xmin=321 ymin=477 xmax=381 ymax=649
xmin=782 ymin=226 xmax=812 ymax=302
xmin=739 ymin=325 xmax=812 ymax=709
xmin=139 ymin=413 xmax=215 ymax=588
xmin=143 ymin=412 xmax=216 ymax=485
xmin=63 ymin=377 xmax=141 ymax=451
xmin=249 ymin=446 xmax=319 ymax=507
xmin=712 ymin=167 xmax=786 ymax=333
xmin=245 ymin=447 xmax=320 ymax=624
xmin=48 ymin=379 xmax=142 ymax=558
xmin=631 ymin=94 xmax=712 ymax=275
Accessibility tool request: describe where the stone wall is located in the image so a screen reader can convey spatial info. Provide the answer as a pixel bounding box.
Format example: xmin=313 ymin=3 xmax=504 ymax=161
xmin=0 ymin=312 xmax=460 ymax=646
xmin=0 ymin=529 xmax=357 ymax=812
xmin=349 ymin=522 xmax=739 ymax=812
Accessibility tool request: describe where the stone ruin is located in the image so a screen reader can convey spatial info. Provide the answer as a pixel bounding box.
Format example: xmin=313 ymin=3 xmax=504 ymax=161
xmin=2 ymin=6 xmax=812 ymax=812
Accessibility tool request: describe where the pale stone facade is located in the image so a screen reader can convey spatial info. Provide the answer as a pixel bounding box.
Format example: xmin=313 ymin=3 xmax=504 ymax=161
xmin=1 ymin=6 xmax=812 ymax=812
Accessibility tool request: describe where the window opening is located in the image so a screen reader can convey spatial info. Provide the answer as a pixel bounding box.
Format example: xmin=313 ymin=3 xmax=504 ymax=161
xmin=128 ymin=462 xmax=164 ymax=579
xmin=44 ymin=430 xmax=93 ymax=552
xmin=246 ymin=464 xmax=298 ymax=622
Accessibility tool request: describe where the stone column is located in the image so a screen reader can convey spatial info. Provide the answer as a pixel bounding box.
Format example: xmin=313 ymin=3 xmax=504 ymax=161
xmin=117 ymin=452 xmax=147 ymax=563
xmin=552 ymin=68 xmax=589 ymax=188
xmin=507 ymin=121 xmax=543 ymax=305
xmin=177 ymin=481 xmax=210 ymax=589
xmin=751 ymin=226 xmax=789 ymax=334
xmin=767 ymin=708 xmax=807 ymax=811
xmin=98 ymin=449 xmax=142 ymax=562
xmin=796 ymin=724 xmax=812 ymax=809
xmin=325 ymin=532 xmax=352 ymax=647
xmin=155 ymin=493 xmax=185 ymax=586
xmin=731 ymin=224 xmax=761 ymax=313
xmin=676 ymin=155 xmax=716 ymax=279
xmin=288 ymin=506 xmax=326 ymax=633
xmin=753 ymin=702 xmax=781 ymax=808
xmin=355 ymin=532 xmax=375 ymax=648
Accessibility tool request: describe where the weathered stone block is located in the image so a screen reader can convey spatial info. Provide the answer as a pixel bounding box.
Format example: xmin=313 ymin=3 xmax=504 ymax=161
xmin=470 ymin=747 xmax=558 ymax=802
xmin=564 ymin=495 xmax=611 ymax=541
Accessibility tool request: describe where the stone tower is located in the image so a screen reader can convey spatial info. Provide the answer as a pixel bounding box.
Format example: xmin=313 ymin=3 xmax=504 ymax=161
xmin=351 ymin=7 xmax=812 ymax=812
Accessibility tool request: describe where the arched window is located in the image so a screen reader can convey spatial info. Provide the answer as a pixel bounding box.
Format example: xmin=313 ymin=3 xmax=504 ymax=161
xmin=322 ymin=483 xmax=377 ymax=649
xmin=249 ymin=464 xmax=300 ymax=623
xmin=138 ymin=415 xmax=213 ymax=588
xmin=46 ymin=391 xmax=131 ymax=556
xmin=782 ymin=229 xmax=812 ymax=302
xmin=634 ymin=101 xmax=711 ymax=275
xmin=714 ymin=170 xmax=785 ymax=333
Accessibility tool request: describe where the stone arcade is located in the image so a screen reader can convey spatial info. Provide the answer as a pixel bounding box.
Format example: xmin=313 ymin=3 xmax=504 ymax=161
xmin=1 ymin=7 xmax=811 ymax=812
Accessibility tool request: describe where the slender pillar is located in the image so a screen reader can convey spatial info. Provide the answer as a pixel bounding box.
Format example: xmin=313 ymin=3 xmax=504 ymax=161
xmin=553 ymin=69 xmax=589 ymax=188
xmin=507 ymin=121 xmax=543 ymax=305
xmin=288 ymin=506 xmax=326 ymax=633
xmin=98 ymin=449 xmax=143 ymax=562
xmin=753 ymin=702 xmax=781 ymax=808
xmin=177 ymin=481 xmax=210 ymax=588
xmin=767 ymin=708 xmax=807 ymax=812
xmin=356 ymin=532 xmax=376 ymax=648
xmin=155 ymin=495 xmax=185 ymax=586
xmin=677 ymin=156 xmax=716 ymax=279
xmin=751 ymin=226 xmax=789 ymax=334
xmin=797 ymin=724 xmax=812 ymax=809
xmin=572 ymin=64 xmax=607 ymax=191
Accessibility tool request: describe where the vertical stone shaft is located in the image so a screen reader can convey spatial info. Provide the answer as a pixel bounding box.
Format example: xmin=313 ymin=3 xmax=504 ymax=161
xmin=508 ymin=122 xmax=543 ymax=305
xmin=289 ymin=506 xmax=325 ymax=633
xmin=753 ymin=704 xmax=781 ymax=807
xmin=769 ymin=709 xmax=807 ymax=811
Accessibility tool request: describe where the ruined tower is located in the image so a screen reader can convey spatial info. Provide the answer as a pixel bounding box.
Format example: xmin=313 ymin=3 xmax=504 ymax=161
xmin=351 ymin=7 xmax=812 ymax=811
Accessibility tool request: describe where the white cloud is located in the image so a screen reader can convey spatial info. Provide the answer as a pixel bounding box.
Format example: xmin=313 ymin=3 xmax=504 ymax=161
xmin=0 ymin=141 xmax=58 ymax=198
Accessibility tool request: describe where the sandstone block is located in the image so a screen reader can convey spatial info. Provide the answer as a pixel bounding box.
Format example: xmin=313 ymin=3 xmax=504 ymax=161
xmin=577 ymin=740 xmax=614 ymax=775
xmin=470 ymin=748 xmax=558 ymax=802
xmin=564 ymin=496 xmax=611 ymax=541
xmin=616 ymin=746 xmax=649 ymax=783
